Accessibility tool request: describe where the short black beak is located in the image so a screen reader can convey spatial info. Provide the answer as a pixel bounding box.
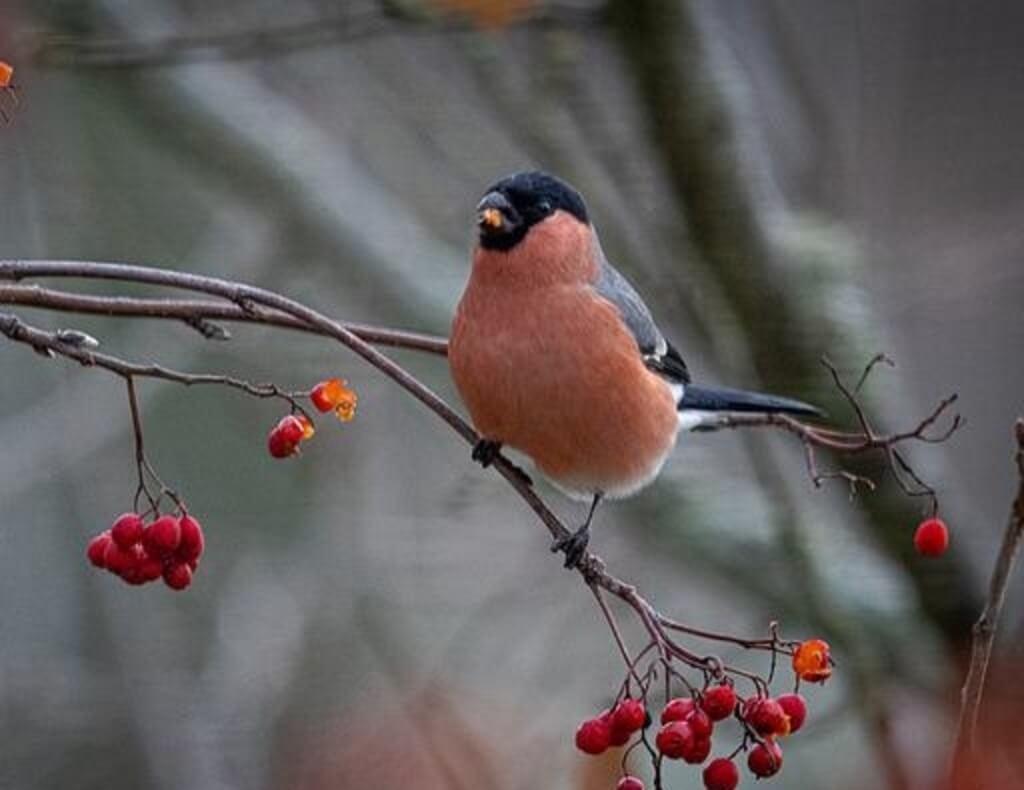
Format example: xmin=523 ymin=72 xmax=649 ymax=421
xmin=476 ymin=191 xmax=515 ymax=233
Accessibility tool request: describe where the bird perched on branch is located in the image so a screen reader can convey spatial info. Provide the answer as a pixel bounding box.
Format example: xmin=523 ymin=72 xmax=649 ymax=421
xmin=450 ymin=171 xmax=820 ymax=568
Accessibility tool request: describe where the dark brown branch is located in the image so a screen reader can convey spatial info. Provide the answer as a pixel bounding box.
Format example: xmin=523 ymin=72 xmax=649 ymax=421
xmin=952 ymin=419 xmax=1024 ymax=777
xmin=0 ymin=283 xmax=448 ymax=355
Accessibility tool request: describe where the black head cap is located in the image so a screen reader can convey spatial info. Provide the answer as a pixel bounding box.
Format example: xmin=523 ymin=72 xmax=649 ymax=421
xmin=476 ymin=170 xmax=589 ymax=251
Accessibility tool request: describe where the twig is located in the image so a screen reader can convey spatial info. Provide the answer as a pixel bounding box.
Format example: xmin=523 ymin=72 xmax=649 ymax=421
xmin=952 ymin=419 xmax=1024 ymax=777
xmin=27 ymin=5 xmax=601 ymax=70
xmin=0 ymin=283 xmax=448 ymax=355
xmin=0 ymin=312 xmax=313 ymax=414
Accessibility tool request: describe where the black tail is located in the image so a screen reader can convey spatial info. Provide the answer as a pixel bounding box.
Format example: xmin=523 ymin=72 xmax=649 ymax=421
xmin=679 ymin=384 xmax=822 ymax=418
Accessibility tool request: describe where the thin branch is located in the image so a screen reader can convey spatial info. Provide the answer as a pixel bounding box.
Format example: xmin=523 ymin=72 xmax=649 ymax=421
xmin=952 ymin=418 xmax=1024 ymax=776
xmin=27 ymin=4 xmax=601 ymax=70
xmin=0 ymin=283 xmax=448 ymax=355
xmin=0 ymin=312 xmax=313 ymax=413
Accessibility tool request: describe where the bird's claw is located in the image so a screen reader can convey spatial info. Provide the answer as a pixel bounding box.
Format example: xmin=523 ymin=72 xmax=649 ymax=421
xmin=471 ymin=439 xmax=502 ymax=467
xmin=551 ymin=525 xmax=590 ymax=569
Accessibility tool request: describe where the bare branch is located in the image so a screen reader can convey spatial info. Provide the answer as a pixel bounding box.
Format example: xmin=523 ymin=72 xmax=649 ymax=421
xmin=0 ymin=283 xmax=448 ymax=355
xmin=952 ymin=419 xmax=1024 ymax=776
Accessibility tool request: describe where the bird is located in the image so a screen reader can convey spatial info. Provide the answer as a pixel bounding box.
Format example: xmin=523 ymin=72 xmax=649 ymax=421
xmin=449 ymin=171 xmax=820 ymax=568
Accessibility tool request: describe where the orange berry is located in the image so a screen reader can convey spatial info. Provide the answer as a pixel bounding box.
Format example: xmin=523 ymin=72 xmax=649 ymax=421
xmin=310 ymin=378 xmax=341 ymax=412
xmin=0 ymin=62 xmax=13 ymax=89
xmin=792 ymin=638 xmax=832 ymax=683
xmin=296 ymin=413 xmax=316 ymax=440
xmin=914 ymin=517 xmax=949 ymax=557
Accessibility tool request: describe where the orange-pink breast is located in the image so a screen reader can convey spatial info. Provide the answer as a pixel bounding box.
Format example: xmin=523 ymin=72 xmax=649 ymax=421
xmin=449 ymin=218 xmax=678 ymax=498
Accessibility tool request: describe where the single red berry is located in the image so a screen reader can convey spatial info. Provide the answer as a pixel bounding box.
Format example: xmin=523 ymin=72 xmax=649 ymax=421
xmin=139 ymin=557 xmax=164 ymax=583
xmin=575 ymin=717 xmax=611 ymax=755
xmin=703 ymin=757 xmax=740 ymax=790
xmin=267 ymin=428 xmax=298 ymax=459
xmin=656 ymin=721 xmax=694 ymax=759
xmin=747 ymin=740 xmax=784 ymax=778
xmin=143 ymin=516 xmax=182 ymax=559
xmin=612 ymin=698 xmax=647 ymax=734
xmin=686 ymin=708 xmax=714 ymax=739
xmin=276 ymin=415 xmax=305 ymax=445
xmin=661 ymin=697 xmax=696 ymax=724
xmin=87 ymin=532 xmax=112 ymax=568
xmin=163 ymin=562 xmax=193 ymax=591
xmin=597 ymin=709 xmax=632 ymax=748
xmin=617 ymin=777 xmax=644 ymax=790
xmin=776 ymin=693 xmax=808 ymax=734
xmin=103 ymin=542 xmax=136 ymax=575
xmin=110 ymin=512 xmax=144 ymax=549
xmin=115 ymin=545 xmax=148 ymax=585
xmin=682 ymin=734 xmax=712 ymax=765
xmin=176 ymin=514 xmax=205 ymax=563
xmin=310 ymin=381 xmax=337 ymax=413
xmin=792 ymin=638 xmax=832 ymax=683
xmin=744 ymin=697 xmax=789 ymax=736
xmin=701 ymin=684 xmax=737 ymax=721
xmin=914 ymin=517 xmax=949 ymax=557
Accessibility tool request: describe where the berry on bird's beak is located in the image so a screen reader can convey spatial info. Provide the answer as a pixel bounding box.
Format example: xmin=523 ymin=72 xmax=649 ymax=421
xmin=478 ymin=207 xmax=503 ymax=230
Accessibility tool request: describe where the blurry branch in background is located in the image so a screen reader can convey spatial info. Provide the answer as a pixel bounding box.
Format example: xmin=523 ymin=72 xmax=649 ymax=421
xmin=952 ymin=420 xmax=1024 ymax=783
xmin=25 ymin=2 xmax=601 ymax=69
xmin=0 ymin=259 xmax=961 ymax=787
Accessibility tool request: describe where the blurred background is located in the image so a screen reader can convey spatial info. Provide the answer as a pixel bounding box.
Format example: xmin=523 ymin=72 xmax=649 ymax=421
xmin=1 ymin=1 xmax=1023 ymax=788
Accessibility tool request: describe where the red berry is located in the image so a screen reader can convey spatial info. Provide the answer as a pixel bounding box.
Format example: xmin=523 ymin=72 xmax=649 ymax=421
xmin=575 ymin=717 xmax=611 ymax=755
xmin=617 ymin=777 xmax=644 ymax=790
xmin=701 ymin=684 xmax=737 ymax=721
xmin=612 ymin=698 xmax=647 ymax=734
xmin=656 ymin=721 xmax=694 ymax=759
xmin=661 ymin=697 xmax=696 ymax=724
xmin=682 ymin=734 xmax=712 ymax=764
xmin=163 ymin=563 xmax=193 ymax=591
xmin=176 ymin=515 xmax=205 ymax=563
xmin=310 ymin=381 xmax=336 ymax=413
xmin=143 ymin=516 xmax=181 ymax=559
xmin=599 ymin=709 xmax=632 ymax=747
xmin=686 ymin=708 xmax=714 ymax=739
xmin=744 ymin=697 xmax=789 ymax=736
xmin=777 ymin=693 xmax=807 ymax=734
xmin=747 ymin=740 xmax=784 ymax=778
xmin=103 ymin=542 xmax=136 ymax=575
xmin=914 ymin=517 xmax=949 ymax=557
xmin=267 ymin=428 xmax=298 ymax=459
xmin=110 ymin=512 xmax=144 ymax=549
xmin=276 ymin=415 xmax=305 ymax=445
xmin=703 ymin=757 xmax=740 ymax=790
xmin=87 ymin=532 xmax=112 ymax=568
xmin=139 ymin=557 xmax=164 ymax=583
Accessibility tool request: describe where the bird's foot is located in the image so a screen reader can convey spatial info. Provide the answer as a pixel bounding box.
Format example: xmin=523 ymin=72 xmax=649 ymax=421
xmin=471 ymin=439 xmax=502 ymax=467
xmin=472 ymin=439 xmax=534 ymax=486
xmin=551 ymin=524 xmax=590 ymax=569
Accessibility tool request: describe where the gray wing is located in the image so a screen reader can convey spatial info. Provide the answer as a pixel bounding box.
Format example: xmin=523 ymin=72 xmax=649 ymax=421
xmin=593 ymin=255 xmax=691 ymax=385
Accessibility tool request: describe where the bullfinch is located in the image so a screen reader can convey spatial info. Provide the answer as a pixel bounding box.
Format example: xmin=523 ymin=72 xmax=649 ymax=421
xmin=449 ymin=171 xmax=820 ymax=567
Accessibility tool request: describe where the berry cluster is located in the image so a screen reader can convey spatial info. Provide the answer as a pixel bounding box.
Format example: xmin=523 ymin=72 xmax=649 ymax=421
xmin=267 ymin=378 xmax=358 ymax=459
xmin=86 ymin=512 xmax=204 ymax=590
xmin=577 ymin=639 xmax=831 ymax=789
